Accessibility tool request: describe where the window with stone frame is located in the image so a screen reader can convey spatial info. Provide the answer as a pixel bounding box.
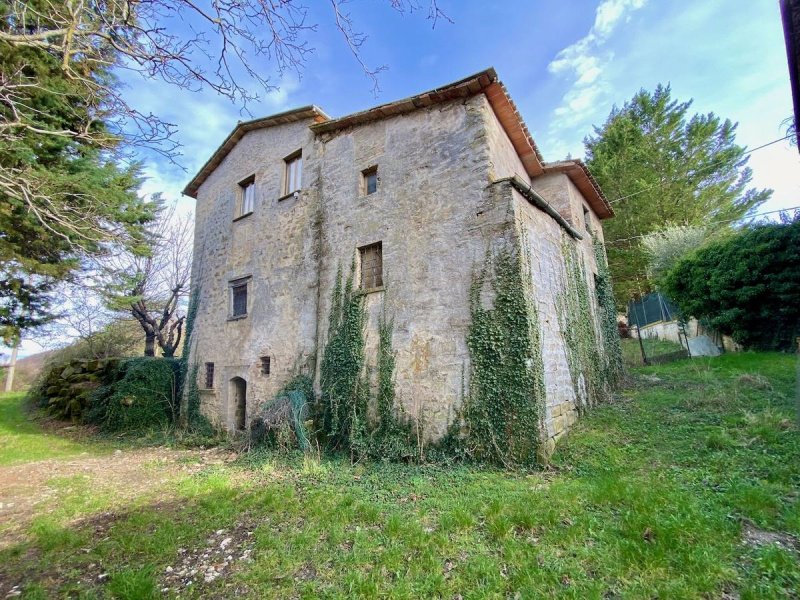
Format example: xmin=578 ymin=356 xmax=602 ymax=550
xmin=583 ymin=205 xmax=592 ymax=232
xmin=359 ymin=242 xmax=383 ymax=290
xmin=230 ymin=278 xmax=249 ymax=318
xmin=284 ymin=150 xmax=302 ymax=194
xmin=362 ymin=165 xmax=378 ymax=195
xmin=204 ymin=362 xmax=215 ymax=388
xmin=239 ymin=175 xmax=255 ymax=216
xmin=260 ymin=356 xmax=271 ymax=375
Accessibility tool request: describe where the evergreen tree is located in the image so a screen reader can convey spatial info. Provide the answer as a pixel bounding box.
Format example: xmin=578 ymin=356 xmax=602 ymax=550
xmin=584 ymin=85 xmax=771 ymax=307
xmin=0 ymin=6 xmax=154 ymax=343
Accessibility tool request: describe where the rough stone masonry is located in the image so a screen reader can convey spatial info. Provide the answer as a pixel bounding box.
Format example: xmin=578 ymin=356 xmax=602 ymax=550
xmin=183 ymin=67 xmax=616 ymax=456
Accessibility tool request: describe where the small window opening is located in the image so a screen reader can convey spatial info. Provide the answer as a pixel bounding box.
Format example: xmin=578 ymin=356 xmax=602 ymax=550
xmin=204 ymin=362 xmax=215 ymax=388
xmin=260 ymin=356 xmax=271 ymax=376
xmin=284 ymin=150 xmax=302 ymax=194
xmin=239 ymin=175 xmax=255 ymax=216
xmin=359 ymin=242 xmax=383 ymax=290
xmin=362 ymin=166 xmax=378 ymax=195
xmin=583 ymin=206 xmax=592 ymax=232
xmin=231 ymin=280 xmax=248 ymax=317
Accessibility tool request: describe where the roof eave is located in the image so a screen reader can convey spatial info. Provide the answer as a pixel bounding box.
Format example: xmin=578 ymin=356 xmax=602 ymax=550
xmin=542 ymin=160 xmax=614 ymax=219
xmin=182 ymin=105 xmax=330 ymax=198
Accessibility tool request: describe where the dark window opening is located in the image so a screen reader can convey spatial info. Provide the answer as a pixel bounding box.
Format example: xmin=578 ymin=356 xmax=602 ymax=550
xmin=204 ymin=362 xmax=215 ymax=388
xmin=583 ymin=206 xmax=592 ymax=232
xmin=363 ymin=166 xmax=378 ymax=195
xmin=359 ymin=242 xmax=383 ymax=290
xmin=261 ymin=356 xmax=271 ymax=375
xmin=231 ymin=377 xmax=247 ymax=431
xmin=231 ymin=282 xmax=248 ymax=317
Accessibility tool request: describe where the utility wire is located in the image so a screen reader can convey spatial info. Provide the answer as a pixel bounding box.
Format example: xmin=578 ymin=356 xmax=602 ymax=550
xmin=606 ymin=204 xmax=800 ymax=245
xmin=606 ymin=134 xmax=794 ymax=206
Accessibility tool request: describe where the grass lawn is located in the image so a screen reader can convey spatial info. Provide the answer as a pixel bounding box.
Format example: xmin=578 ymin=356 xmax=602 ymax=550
xmin=1 ymin=353 xmax=799 ymax=598
xmin=0 ymin=392 xmax=107 ymax=465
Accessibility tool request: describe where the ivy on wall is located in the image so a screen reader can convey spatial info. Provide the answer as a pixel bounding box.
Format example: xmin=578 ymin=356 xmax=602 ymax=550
xmin=178 ymin=287 xmax=212 ymax=433
xmin=557 ymin=236 xmax=612 ymax=411
xmin=462 ymin=241 xmax=546 ymax=467
xmin=318 ymin=260 xmax=418 ymax=461
xmin=593 ymin=237 xmax=624 ymax=389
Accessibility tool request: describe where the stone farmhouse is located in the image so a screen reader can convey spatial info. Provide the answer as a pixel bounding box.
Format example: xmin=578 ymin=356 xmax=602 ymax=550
xmin=183 ymin=68 xmax=617 ymax=459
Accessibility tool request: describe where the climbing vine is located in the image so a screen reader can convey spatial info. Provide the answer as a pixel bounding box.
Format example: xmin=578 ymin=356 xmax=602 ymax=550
xmin=462 ymin=241 xmax=546 ymax=467
xmin=593 ymin=237 xmax=624 ymax=389
xmin=319 ymin=260 xmax=367 ymax=450
xmin=557 ymin=236 xmax=609 ymax=411
xmin=318 ymin=260 xmax=418 ymax=461
xmin=178 ymin=287 xmax=212 ymax=433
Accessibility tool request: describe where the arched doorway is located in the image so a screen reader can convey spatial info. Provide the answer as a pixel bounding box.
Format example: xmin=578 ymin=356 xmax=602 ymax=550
xmin=230 ymin=377 xmax=247 ymax=431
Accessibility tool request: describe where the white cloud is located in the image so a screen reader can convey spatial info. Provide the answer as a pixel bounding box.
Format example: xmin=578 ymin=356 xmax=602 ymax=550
xmin=545 ymin=0 xmax=647 ymax=158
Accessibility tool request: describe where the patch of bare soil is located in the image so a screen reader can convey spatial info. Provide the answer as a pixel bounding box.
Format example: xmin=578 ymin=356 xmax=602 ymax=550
xmin=741 ymin=519 xmax=798 ymax=551
xmin=0 ymin=446 xmax=236 ymax=549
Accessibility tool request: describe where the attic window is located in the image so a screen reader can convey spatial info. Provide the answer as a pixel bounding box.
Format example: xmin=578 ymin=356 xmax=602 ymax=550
xmin=239 ymin=175 xmax=255 ymax=217
xmin=284 ymin=150 xmax=302 ymax=194
xmin=362 ymin=166 xmax=378 ymax=195
xmin=583 ymin=206 xmax=591 ymax=232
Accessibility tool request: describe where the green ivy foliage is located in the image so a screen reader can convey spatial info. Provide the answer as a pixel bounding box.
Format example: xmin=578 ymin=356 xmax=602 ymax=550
xmin=319 ymin=261 xmax=418 ymax=461
xmin=593 ymin=237 xmax=625 ymax=388
xmin=320 ymin=262 xmax=367 ymax=450
xmin=178 ymin=288 xmax=212 ymax=434
xmin=87 ymin=357 xmax=180 ymax=432
xmin=557 ymin=238 xmax=608 ymax=411
xmin=462 ymin=244 xmax=546 ymax=467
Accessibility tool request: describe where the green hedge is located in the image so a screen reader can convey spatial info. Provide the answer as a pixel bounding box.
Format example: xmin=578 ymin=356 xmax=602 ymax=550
xmin=87 ymin=357 xmax=180 ymax=432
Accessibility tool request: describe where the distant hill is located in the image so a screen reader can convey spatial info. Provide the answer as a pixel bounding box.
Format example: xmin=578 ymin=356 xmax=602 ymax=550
xmin=1 ymin=350 xmax=55 ymax=392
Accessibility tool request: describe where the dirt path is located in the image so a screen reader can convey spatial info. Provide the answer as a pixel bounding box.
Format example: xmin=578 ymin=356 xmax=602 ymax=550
xmin=0 ymin=446 xmax=235 ymax=549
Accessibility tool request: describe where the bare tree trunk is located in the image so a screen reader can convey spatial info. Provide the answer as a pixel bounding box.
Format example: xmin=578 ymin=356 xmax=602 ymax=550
xmin=144 ymin=332 xmax=156 ymax=357
xmin=4 ymin=344 xmax=18 ymax=392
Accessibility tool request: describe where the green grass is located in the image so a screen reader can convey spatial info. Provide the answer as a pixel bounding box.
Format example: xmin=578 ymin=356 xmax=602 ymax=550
xmin=1 ymin=353 xmax=799 ymax=598
xmin=0 ymin=392 xmax=105 ymax=465
xmin=621 ymin=336 xmax=688 ymax=366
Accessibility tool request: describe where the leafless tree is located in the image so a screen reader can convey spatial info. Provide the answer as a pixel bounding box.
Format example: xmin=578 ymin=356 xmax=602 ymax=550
xmin=104 ymin=201 xmax=193 ymax=357
xmin=1 ymin=0 xmax=448 ymax=254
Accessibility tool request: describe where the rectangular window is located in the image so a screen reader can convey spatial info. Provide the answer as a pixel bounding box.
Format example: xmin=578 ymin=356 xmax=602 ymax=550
xmin=362 ymin=166 xmax=378 ymax=195
xmin=359 ymin=242 xmax=383 ymax=290
xmin=204 ymin=362 xmax=215 ymax=388
xmin=583 ymin=206 xmax=592 ymax=232
xmin=261 ymin=356 xmax=271 ymax=376
xmin=231 ymin=279 xmax=248 ymax=317
xmin=239 ymin=175 xmax=255 ymax=216
xmin=284 ymin=150 xmax=302 ymax=194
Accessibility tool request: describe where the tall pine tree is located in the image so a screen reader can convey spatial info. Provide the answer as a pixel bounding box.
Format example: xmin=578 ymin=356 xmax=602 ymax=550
xmin=0 ymin=4 xmax=154 ymax=343
xmin=584 ymin=85 xmax=771 ymax=307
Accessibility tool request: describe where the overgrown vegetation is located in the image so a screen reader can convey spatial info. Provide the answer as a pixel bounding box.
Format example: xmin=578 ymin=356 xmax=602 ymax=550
xmin=593 ymin=237 xmax=624 ymax=388
xmin=557 ymin=238 xmax=607 ymax=410
xmin=87 ymin=357 xmax=180 ymax=433
xmin=318 ymin=261 xmax=417 ymax=461
xmin=661 ymin=215 xmax=800 ymax=351
xmin=462 ymin=244 xmax=546 ymax=467
xmin=1 ymin=353 xmax=798 ymax=598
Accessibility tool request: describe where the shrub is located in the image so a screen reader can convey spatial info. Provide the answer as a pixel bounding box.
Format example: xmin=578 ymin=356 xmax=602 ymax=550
xmin=86 ymin=357 xmax=180 ymax=432
xmin=661 ymin=216 xmax=800 ymax=351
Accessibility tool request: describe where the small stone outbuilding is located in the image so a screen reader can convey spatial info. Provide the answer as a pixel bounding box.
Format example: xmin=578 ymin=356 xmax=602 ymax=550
xmin=183 ymin=68 xmax=620 ymax=460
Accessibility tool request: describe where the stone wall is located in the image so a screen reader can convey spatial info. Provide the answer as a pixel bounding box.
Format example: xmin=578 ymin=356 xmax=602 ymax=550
xmin=188 ymin=90 xmax=613 ymax=455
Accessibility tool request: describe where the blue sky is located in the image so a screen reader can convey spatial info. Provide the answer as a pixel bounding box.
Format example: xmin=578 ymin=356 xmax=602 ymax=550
xmin=7 ymin=0 xmax=799 ymax=358
xmin=128 ymin=0 xmax=799 ymax=217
